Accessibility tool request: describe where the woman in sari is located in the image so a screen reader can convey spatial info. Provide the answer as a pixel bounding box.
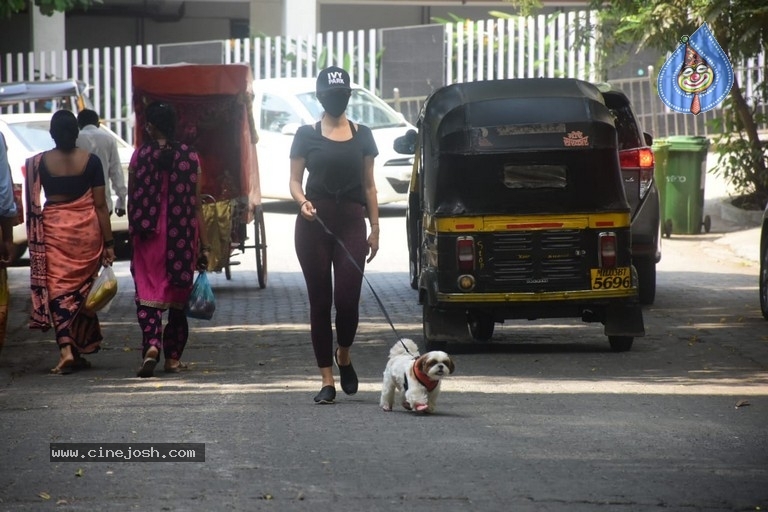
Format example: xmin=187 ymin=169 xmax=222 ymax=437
xmin=129 ymin=101 xmax=209 ymax=378
xmin=26 ymin=110 xmax=115 ymax=374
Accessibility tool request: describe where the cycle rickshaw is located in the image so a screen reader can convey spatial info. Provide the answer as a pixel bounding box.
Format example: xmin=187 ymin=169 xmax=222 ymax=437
xmin=131 ymin=63 xmax=267 ymax=287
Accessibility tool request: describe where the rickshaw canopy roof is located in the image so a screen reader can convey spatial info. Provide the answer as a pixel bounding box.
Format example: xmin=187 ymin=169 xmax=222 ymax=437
xmin=420 ymin=78 xmax=617 ymax=153
xmin=131 ymin=63 xmax=259 ymax=202
xmin=0 ymin=79 xmax=92 ymax=109
xmin=132 ymin=63 xmax=254 ymax=98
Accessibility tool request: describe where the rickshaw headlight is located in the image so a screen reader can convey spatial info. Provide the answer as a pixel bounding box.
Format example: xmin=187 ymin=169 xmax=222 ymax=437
xmin=457 ymin=274 xmax=476 ymax=291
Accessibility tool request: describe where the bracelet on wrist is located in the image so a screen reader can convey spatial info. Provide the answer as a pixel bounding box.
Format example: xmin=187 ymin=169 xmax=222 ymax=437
xmin=103 ymin=239 xmax=115 ymax=248
xmin=300 ymin=200 xmax=310 ymax=208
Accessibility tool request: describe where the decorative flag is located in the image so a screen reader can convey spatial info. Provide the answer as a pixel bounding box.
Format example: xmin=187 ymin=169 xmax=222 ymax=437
xmin=657 ymin=23 xmax=733 ymax=115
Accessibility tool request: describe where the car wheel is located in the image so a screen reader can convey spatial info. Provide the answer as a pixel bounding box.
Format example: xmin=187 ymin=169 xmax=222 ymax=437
xmin=468 ymin=311 xmax=494 ymax=341
xmin=113 ymin=234 xmax=132 ymax=260
xmin=663 ymin=219 xmax=673 ymax=238
xmin=760 ymin=242 xmax=768 ymax=320
xmin=13 ymin=242 xmax=28 ymax=263
xmin=635 ymin=258 xmax=656 ymax=305
xmin=608 ymin=336 xmax=633 ymax=352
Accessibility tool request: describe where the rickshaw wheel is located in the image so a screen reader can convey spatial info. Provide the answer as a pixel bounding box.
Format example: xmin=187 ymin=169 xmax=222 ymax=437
xmin=253 ymin=205 xmax=268 ymax=289
xmin=409 ymin=259 xmax=419 ymax=290
xmin=422 ymin=304 xmax=447 ymax=352
xmin=468 ymin=312 xmax=494 ymax=342
xmin=608 ymin=336 xmax=633 ymax=352
xmin=225 ymin=263 xmax=231 ymax=280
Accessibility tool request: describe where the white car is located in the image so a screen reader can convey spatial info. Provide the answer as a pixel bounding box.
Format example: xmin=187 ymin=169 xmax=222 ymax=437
xmin=0 ymin=113 xmax=134 ymax=261
xmin=252 ymin=78 xmax=415 ymax=205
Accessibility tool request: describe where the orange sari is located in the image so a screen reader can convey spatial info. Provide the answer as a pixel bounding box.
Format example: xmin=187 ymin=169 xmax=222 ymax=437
xmin=26 ymin=153 xmax=104 ymax=353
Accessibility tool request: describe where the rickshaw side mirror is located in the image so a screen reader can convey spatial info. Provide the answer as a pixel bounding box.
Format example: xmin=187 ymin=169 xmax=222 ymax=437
xmin=393 ymin=129 xmax=417 ymax=155
xmin=643 ymin=132 xmax=653 ymax=146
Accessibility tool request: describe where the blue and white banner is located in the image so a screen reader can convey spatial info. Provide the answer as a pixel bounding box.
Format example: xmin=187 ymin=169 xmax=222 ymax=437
xmin=657 ymin=23 xmax=733 ymax=115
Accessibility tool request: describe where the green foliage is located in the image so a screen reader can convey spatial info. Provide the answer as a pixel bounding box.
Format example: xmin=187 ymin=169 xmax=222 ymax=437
xmin=710 ymin=93 xmax=768 ymax=209
xmin=0 ymin=0 xmax=100 ymax=18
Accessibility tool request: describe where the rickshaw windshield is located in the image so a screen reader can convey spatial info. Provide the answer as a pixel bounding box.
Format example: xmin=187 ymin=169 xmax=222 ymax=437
xmin=432 ymin=149 xmax=629 ymax=215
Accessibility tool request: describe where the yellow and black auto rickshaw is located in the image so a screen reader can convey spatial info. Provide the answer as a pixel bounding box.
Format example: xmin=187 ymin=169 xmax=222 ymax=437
xmin=396 ymin=78 xmax=645 ymax=352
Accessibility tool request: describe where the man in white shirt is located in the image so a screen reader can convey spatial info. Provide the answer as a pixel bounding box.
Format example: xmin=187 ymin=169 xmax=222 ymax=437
xmin=0 ymin=132 xmax=17 ymax=264
xmin=76 ymin=109 xmax=127 ymax=216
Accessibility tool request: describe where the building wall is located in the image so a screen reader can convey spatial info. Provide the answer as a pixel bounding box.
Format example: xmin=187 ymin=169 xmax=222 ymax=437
xmin=0 ymin=0 xmax=539 ymax=54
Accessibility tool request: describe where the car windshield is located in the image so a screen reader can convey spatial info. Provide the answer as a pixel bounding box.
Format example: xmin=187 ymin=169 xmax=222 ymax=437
xmin=7 ymin=120 xmax=54 ymax=151
xmin=6 ymin=119 xmax=131 ymax=152
xmin=296 ymin=89 xmax=406 ymax=129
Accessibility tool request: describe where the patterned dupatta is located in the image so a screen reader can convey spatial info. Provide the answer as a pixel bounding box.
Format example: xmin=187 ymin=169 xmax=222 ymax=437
xmin=129 ymin=141 xmax=200 ymax=288
xmin=25 ymin=153 xmax=52 ymax=330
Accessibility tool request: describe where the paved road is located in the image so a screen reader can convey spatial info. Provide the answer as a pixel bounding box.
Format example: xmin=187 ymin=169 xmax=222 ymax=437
xmin=0 ymin=196 xmax=766 ymax=511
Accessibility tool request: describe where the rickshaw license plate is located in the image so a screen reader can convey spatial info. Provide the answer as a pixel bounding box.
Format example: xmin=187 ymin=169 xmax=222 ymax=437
xmin=590 ymin=267 xmax=631 ymax=290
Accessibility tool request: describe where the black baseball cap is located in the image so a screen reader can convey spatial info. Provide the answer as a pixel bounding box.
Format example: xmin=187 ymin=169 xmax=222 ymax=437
xmin=316 ymin=66 xmax=351 ymax=93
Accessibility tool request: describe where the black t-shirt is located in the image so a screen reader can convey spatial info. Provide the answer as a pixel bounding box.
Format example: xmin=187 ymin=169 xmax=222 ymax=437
xmin=40 ymin=152 xmax=105 ymax=202
xmin=290 ymin=121 xmax=378 ymax=204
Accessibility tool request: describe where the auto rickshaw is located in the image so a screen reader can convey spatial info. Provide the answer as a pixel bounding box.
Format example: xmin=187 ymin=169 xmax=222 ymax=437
xmin=395 ymin=78 xmax=645 ymax=352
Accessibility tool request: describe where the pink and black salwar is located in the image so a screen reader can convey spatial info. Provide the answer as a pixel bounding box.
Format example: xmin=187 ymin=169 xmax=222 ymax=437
xmin=25 ymin=154 xmax=104 ymax=355
xmin=128 ymin=141 xmax=200 ymax=361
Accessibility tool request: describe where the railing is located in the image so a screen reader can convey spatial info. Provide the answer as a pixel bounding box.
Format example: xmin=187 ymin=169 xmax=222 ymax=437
xmin=1 ymin=12 xmax=600 ymax=144
xmin=1 ymin=15 xmax=764 ymax=143
xmin=386 ymin=88 xmax=425 ymax=125
xmin=608 ymin=62 xmax=768 ymax=140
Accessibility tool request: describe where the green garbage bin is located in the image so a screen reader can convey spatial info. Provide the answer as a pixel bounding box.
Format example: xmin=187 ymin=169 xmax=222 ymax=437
xmin=651 ymin=139 xmax=671 ymax=237
xmin=664 ymin=135 xmax=711 ymax=235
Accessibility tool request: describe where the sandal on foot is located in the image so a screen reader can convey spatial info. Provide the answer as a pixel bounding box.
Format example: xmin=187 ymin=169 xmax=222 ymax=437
xmin=73 ymin=357 xmax=92 ymax=371
xmin=164 ymin=361 xmax=189 ymax=373
xmin=313 ymin=385 xmax=336 ymax=404
xmin=335 ymin=349 xmax=358 ymax=395
xmin=50 ymin=355 xmax=75 ymax=375
xmin=137 ymin=358 xmax=157 ymax=378
xmin=50 ymin=364 xmax=74 ymax=375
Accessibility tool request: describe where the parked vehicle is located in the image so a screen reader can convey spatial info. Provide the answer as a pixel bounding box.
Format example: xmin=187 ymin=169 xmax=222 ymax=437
xmin=0 ymin=113 xmax=133 ymax=261
xmin=251 ymin=77 xmax=415 ymax=205
xmin=600 ymin=85 xmax=661 ymax=305
xmin=0 ymin=79 xmax=93 ymax=113
xmin=397 ymin=78 xmax=645 ymax=352
xmin=760 ymin=204 xmax=768 ymax=320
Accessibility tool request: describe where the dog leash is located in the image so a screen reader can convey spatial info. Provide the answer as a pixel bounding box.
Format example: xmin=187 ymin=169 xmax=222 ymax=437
xmin=313 ymin=214 xmax=415 ymax=355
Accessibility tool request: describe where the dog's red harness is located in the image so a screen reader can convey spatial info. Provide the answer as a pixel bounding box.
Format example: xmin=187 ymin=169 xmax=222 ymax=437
xmin=411 ymin=360 xmax=438 ymax=392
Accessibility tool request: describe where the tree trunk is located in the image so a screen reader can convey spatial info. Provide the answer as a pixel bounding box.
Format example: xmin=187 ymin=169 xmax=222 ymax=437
xmin=729 ymin=74 xmax=768 ymax=205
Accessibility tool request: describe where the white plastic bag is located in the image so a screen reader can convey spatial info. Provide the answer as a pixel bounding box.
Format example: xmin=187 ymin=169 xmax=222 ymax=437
xmin=85 ymin=266 xmax=118 ymax=313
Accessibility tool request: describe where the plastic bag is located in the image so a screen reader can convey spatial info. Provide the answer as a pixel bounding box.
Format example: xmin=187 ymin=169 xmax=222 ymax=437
xmin=85 ymin=265 xmax=118 ymax=313
xmin=186 ymin=271 xmax=215 ymax=320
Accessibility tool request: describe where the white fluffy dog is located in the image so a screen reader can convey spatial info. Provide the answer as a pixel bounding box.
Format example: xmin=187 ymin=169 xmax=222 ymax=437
xmin=379 ymin=338 xmax=455 ymax=413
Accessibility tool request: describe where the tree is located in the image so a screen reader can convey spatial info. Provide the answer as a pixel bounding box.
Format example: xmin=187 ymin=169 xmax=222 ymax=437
xmin=588 ymin=0 xmax=768 ymax=208
xmin=1 ymin=0 xmax=99 ymax=19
